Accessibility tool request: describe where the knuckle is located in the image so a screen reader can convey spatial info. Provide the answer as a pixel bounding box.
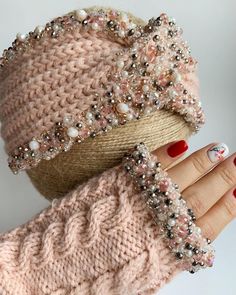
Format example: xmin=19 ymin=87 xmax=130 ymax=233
xmin=202 ymin=222 xmax=216 ymax=240
xmin=191 ymin=155 xmax=208 ymax=175
xmin=218 ymin=167 xmax=236 ymax=187
xmin=222 ymin=198 xmax=236 ymax=219
xmin=186 ymin=191 xmax=205 ymax=218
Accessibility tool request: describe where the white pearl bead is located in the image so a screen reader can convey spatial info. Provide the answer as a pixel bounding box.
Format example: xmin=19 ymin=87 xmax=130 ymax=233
xmin=131 ymin=47 xmax=137 ymax=54
xmin=67 ymin=127 xmax=79 ymax=138
xmin=172 ymin=71 xmax=182 ymax=83
xmin=112 ymin=118 xmax=119 ymax=125
xmin=91 ymin=22 xmax=99 ymax=30
xmin=29 ymin=140 xmax=40 ymax=151
xmin=86 ymin=112 xmax=93 ymax=120
xmin=63 ymin=114 xmax=73 ymax=125
xmin=113 ymin=84 xmax=120 ymax=92
xmin=52 ymin=24 xmax=60 ymax=32
xmin=155 ymin=66 xmax=162 ymax=75
xmin=116 ymin=102 xmax=129 ymax=114
xmin=168 ymin=89 xmax=178 ymax=99
xmin=176 ymin=237 xmax=183 ymax=244
xmin=121 ymin=71 xmax=129 ymax=78
xmin=16 ymin=33 xmax=27 ymax=42
xmin=162 ymin=28 xmax=168 ymax=35
xmin=149 ymin=92 xmax=159 ymax=100
xmin=167 ymin=218 xmax=176 ymax=227
xmin=185 ymin=250 xmax=193 ymax=257
xmin=75 ymin=9 xmax=87 ymax=21
xmin=117 ymin=60 xmax=125 ymax=69
xmin=142 ymin=85 xmax=149 ymax=93
xmin=148 ymin=160 xmax=156 ymax=169
xmin=126 ymin=113 xmax=133 ymax=121
xmin=87 ymin=119 xmax=93 ymax=125
xmin=34 ymin=26 xmax=44 ymax=36
xmin=118 ymin=30 xmax=125 ymax=38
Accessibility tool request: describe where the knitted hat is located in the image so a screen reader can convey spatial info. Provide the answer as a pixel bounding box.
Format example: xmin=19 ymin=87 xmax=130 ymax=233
xmin=0 ymin=6 xmax=204 ymax=175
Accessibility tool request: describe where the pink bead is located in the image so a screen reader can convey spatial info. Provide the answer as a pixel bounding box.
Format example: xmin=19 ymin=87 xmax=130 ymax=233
xmin=101 ymin=106 xmax=112 ymax=116
xmin=80 ymin=129 xmax=90 ymax=137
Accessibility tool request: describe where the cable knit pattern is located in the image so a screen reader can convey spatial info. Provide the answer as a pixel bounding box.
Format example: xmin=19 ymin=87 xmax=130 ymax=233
xmin=0 ymin=163 xmax=181 ymax=295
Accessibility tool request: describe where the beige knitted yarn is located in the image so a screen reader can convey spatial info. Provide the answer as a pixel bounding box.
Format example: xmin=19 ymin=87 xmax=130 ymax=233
xmin=23 ymin=6 xmax=196 ymax=201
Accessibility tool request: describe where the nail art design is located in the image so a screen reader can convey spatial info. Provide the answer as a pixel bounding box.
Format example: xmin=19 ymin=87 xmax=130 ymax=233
xmin=207 ymin=143 xmax=229 ymax=163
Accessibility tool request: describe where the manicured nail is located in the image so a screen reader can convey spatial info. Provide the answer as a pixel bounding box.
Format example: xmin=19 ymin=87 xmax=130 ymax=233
xmin=207 ymin=143 xmax=229 ymax=163
xmin=234 ymin=157 xmax=236 ymax=167
xmin=167 ymin=140 xmax=188 ymax=158
xmin=233 ymin=188 xmax=236 ymax=199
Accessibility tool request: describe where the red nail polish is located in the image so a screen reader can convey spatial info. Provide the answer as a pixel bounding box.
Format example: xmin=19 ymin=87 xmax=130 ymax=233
xmin=167 ymin=140 xmax=188 ymax=158
xmin=234 ymin=157 xmax=236 ymax=166
xmin=233 ymin=188 xmax=236 ymax=199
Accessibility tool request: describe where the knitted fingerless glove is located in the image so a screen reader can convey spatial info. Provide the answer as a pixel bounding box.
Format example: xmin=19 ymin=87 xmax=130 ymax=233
xmin=0 ymin=151 xmax=181 ymax=295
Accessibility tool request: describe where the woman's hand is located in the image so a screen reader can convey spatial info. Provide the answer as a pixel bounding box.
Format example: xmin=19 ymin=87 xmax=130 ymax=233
xmin=152 ymin=140 xmax=236 ymax=242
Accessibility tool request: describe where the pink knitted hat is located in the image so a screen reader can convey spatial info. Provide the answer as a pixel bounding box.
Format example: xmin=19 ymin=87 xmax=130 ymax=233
xmin=0 ymin=7 xmax=204 ymax=174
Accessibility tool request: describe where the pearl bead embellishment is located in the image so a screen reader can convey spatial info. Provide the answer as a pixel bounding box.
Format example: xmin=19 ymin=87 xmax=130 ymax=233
xmin=3 ymin=8 xmax=205 ymax=175
xmin=75 ymin=9 xmax=88 ymax=21
xmin=167 ymin=218 xmax=176 ymax=227
xmin=16 ymin=33 xmax=27 ymax=42
xmin=116 ymin=103 xmax=129 ymax=114
xmin=122 ymin=143 xmax=215 ymax=274
xmin=116 ymin=60 xmax=125 ymax=69
xmin=29 ymin=140 xmax=40 ymax=151
xmin=67 ymin=127 xmax=79 ymax=138
xmin=34 ymin=26 xmax=45 ymax=36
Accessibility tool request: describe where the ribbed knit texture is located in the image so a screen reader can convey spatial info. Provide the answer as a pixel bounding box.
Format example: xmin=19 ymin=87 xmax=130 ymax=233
xmin=0 ymin=162 xmax=181 ymax=295
xmin=0 ymin=7 xmax=200 ymax=158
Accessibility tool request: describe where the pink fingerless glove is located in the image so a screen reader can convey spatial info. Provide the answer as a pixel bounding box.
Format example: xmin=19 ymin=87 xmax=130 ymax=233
xmin=0 ymin=153 xmax=181 ymax=295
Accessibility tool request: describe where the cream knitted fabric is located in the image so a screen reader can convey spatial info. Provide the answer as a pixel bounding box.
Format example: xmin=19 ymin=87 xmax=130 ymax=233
xmin=0 ymin=160 xmax=181 ymax=295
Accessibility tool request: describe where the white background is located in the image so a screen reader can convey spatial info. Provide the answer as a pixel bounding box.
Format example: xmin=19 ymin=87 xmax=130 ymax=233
xmin=0 ymin=1 xmax=235 ymax=294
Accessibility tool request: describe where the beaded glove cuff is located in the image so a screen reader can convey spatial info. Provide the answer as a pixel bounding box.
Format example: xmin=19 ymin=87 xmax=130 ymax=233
xmin=122 ymin=142 xmax=215 ymax=273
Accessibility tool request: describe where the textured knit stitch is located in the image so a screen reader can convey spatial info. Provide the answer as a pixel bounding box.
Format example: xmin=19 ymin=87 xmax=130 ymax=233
xmin=0 ymin=162 xmax=181 ymax=295
xmin=0 ymin=30 xmax=123 ymax=154
xmin=0 ymin=7 xmax=200 ymax=160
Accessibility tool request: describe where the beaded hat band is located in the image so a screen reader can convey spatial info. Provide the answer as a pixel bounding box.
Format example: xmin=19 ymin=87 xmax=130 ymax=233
xmin=122 ymin=142 xmax=215 ymax=273
xmin=0 ymin=7 xmax=204 ymax=174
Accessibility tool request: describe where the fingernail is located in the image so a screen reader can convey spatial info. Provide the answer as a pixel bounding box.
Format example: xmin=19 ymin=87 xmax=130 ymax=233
xmin=233 ymin=188 xmax=236 ymax=199
xmin=234 ymin=157 xmax=236 ymax=167
xmin=167 ymin=140 xmax=188 ymax=158
xmin=207 ymin=143 xmax=229 ymax=163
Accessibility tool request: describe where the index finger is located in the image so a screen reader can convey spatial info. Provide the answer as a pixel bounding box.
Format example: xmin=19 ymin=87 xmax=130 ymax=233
xmin=151 ymin=139 xmax=189 ymax=170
